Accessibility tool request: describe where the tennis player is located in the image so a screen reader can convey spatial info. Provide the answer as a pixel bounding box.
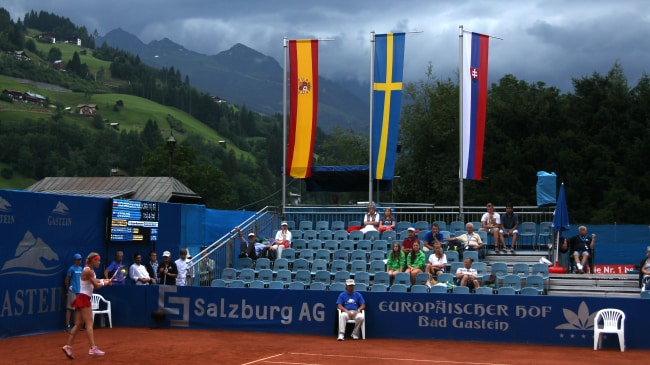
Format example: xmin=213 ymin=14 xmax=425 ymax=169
xmin=61 ymin=252 xmax=112 ymax=359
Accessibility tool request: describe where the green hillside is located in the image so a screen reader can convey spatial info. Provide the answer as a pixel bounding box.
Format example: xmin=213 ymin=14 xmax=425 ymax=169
xmin=0 ymin=75 xmax=250 ymax=158
xmin=0 ymin=74 xmax=255 ymax=190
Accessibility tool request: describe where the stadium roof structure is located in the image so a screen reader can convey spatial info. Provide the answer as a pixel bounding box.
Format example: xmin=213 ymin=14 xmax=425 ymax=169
xmin=25 ymin=176 xmax=203 ymax=204
xmin=305 ymin=165 xmax=392 ymax=192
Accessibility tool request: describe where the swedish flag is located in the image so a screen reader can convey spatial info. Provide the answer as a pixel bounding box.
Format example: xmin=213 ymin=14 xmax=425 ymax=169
xmin=372 ymin=33 xmax=405 ymax=180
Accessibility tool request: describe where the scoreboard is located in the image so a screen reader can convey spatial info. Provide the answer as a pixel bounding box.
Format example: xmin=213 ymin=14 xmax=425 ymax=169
xmin=110 ymin=198 xmax=159 ymax=243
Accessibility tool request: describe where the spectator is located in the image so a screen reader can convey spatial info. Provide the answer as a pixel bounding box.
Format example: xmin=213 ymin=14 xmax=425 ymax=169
xmin=640 ymin=246 xmax=650 ymax=290
xmin=360 ymin=204 xmax=380 ymax=233
xmin=404 ymin=241 xmax=426 ymax=285
xmin=236 ymin=227 xmax=258 ymax=260
xmin=479 ymin=203 xmax=501 ymax=252
xmin=64 ymin=253 xmax=83 ymax=332
xmin=130 ymin=252 xmax=154 ymax=285
xmin=378 ymin=207 xmax=396 ymax=233
xmin=561 ymin=226 xmax=595 ymax=273
xmin=422 ymin=223 xmax=444 ymax=252
xmin=499 ymin=203 xmax=519 ymax=251
xmin=269 ymin=221 xmax=292 ymax=260
xmin=401 ymin=227 xmax=419 ymax=255
xmin=104 ymin=251 xmax=126 ymax=285
xmin=446 ymin=223 xmax=483 ymax=254
xmin=197 ymin=246 xmax=215 ymax=286
xmin=336 ymin=279 xmax=366 ymax=341
xmin=175 ymin=248 xmax=193 ymax=286
xmin=158 ymin=251 xmax=178 ymax=285
xmin=456 ymin=257 xmax=480 ymax=290
xmin=386 ymin=241 xmax=404 ymax=284
xmin=426 ymin=243 xmax=447 ymax=277
xmin=144 ymin=250 xmax=159 ymax=284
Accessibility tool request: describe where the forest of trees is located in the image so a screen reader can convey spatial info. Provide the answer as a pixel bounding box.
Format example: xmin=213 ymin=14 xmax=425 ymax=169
xmin=1 ymin=8 xmax=649 ymax=224
xmin=397 ymin=64 xmax=650 ymax=224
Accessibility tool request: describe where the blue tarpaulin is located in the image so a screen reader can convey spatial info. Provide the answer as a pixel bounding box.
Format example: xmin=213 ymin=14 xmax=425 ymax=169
xmin=536 ymin=171 xmax=556 ymax=206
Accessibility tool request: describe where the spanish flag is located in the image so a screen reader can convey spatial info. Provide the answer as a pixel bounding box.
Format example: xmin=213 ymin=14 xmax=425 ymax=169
xmin=287 ymin=40 xmax=318 ymax=178
xmin=372 ymin=33 xmax=405 ymax=180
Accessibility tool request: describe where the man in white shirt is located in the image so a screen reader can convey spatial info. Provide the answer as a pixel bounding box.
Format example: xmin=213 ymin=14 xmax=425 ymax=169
xmin=480 ymin=203 xmax=501 ymax=252
xmin=455 ymin=257 xmax=480 ymax=289
xmin=175 ymin=248 xmax=194 ymax=286
xmin=129 ymin=252 xmax=154 ymax=285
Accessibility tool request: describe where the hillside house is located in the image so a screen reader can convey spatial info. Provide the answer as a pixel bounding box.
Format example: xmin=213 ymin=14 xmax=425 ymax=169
xmin=211 ymin=95 xmax=228 ymax=103
xmin=65 ymin=38 xmax=82 ymax=47
xmin=77 ymin=104 xmax=98 ymax=116
xmin=53 ymin=60 xmax=66 ymax=70
xmin=2 ymin=89 xmax=24 ymax=101
xmin=7 ymin=50 xmax=31 ymax=61
xmin=23 ymin=92 xmax=46 ymax=105
xmin=37 ymin=33 xmax=55 ymax=44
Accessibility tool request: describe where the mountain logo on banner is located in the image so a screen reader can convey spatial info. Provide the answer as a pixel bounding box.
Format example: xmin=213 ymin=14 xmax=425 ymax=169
xmin=0 ymin=230 xmax=60 ymax=275
xmin=52 ymin=201 xmax=70 ymax=215
xmin=0 ymin=196 xmax=12 ymax=212
xmin=555 ymin=301 xmax=596 ymax=340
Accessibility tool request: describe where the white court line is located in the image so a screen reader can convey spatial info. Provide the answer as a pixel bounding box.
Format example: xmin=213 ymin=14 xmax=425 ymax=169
xmin=241 ymin=353 xmax=285 ymax=365
xmin=290 ymin=352 xmax=508 ymax=365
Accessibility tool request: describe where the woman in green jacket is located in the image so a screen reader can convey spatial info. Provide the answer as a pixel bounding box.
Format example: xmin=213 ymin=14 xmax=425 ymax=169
xmin=386 ymin=241 xmax=404 ymax=284
xmin=405 ymin=241 xmax=426 ymax=285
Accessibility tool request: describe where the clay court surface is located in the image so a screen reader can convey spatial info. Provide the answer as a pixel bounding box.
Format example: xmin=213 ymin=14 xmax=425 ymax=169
xmin=0 ymin=327 xmax=644 ymax=364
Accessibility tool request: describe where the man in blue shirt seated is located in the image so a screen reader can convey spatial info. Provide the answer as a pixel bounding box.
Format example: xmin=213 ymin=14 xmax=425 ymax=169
xmin=422 ymin=223 xmax=445 ymax=252
xmin=336 ymin=279 xmax=366 ymax=341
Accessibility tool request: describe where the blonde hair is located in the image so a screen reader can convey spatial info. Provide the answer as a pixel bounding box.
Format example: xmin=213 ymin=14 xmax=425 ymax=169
xmin=86 ymin=252 xmax=100 ymax=263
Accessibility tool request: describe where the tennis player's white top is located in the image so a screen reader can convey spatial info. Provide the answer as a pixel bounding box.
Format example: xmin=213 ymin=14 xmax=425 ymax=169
xmin=79 ymin=266 xmax=95 ymax=296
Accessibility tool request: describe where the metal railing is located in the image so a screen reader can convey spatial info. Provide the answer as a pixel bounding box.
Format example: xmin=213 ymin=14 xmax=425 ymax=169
xmin=188 ymin=207 xmax=278 ymax=286
xmin=284 ymin=204 xmax=555 ymax=228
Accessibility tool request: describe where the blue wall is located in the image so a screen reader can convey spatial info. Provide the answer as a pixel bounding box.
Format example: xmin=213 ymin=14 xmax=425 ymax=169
xmin=0 ymin=189 xmax=647 ymax=348
xmin=100 ymin=285 xmax=648 ymax=349
xmin=0 ymin=189 xmax=253 ymax=337
xmin=561 ymin=224 xmax=649 ymax=265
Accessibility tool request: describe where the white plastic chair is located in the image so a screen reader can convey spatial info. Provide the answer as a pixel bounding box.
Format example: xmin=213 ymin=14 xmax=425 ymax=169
xmin=337 ymin=308 xmax=366 ymax=339
xmin=91 ymin=293 xmax=112 ymax=328
xmin=593 ymin=308 xmax=625 ymax=352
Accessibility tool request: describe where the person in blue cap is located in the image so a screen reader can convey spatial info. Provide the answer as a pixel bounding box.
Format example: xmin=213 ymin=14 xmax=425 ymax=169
xmin=64 ymin=253 xmax=83 ymax=332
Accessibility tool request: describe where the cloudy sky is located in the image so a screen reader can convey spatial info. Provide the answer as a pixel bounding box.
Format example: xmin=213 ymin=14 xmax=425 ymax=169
xmin=5 ymin=0 xmax=649 ymax=91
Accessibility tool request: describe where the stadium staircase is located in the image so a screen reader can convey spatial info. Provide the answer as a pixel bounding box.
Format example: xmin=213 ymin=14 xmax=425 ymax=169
xmin=484 ymin=249 xmax=640 ymax=298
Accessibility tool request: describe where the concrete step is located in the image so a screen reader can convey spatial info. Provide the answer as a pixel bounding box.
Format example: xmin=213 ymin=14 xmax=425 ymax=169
xmin=547 ymin=273 xmax=640 ymax=298
xmin=484 ymin=249 xmax=550 ymax=265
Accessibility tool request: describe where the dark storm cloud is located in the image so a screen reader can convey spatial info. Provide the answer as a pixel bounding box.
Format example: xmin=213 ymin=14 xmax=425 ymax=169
xmin=5 ymin=0 xmax=649 ymax=91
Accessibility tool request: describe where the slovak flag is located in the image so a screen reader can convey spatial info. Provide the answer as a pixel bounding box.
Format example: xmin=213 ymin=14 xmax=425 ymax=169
xmin=462 ymin=31 xmax=489 ymax=180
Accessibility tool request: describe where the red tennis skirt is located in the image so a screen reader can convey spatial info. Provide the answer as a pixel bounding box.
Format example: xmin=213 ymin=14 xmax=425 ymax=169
xmin=71 ymin=293 xmax=91 ymax=308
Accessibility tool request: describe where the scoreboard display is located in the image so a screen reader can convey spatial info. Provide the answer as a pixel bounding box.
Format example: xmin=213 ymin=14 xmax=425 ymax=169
xmin=110 ymin=198 xmax=159 ymax=243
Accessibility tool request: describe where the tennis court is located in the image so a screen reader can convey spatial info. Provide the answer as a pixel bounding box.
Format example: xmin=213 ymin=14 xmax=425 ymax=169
xmin=0 ymin=327 xmax=643 ymax=364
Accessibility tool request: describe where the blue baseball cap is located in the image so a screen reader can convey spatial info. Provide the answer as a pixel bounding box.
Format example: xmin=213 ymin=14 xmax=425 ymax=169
xmin=73 ymin=253 xmax=82 ymax=260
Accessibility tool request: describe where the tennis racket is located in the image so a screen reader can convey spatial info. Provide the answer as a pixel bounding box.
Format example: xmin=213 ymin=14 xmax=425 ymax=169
xmin=109 ymin=265 xmax=125 ymax=281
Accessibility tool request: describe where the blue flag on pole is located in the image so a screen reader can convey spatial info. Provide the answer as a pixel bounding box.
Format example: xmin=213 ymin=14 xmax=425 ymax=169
xmin=372 ymin=33 xmax=405 ymax=180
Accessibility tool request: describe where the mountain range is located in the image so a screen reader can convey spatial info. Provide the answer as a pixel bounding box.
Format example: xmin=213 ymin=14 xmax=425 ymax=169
xmin=97 ymin=28 xmax=369 ymax=131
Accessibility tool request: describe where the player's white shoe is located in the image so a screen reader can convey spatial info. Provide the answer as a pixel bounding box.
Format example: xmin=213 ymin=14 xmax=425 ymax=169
xmin=61 ymin=345 xmax=74 ymax=359
xmin=88 ymin=347 xmax=105 ymax=355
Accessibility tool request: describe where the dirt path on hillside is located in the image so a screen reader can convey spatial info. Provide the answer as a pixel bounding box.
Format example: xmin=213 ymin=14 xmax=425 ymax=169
xmin=8 ymin=77 xmax=72 ymax=92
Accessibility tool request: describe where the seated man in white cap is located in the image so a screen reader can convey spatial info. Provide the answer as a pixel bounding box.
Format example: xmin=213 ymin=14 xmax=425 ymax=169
xmin=336 ymin=279 xmax=366 ymax=341
xmin=269 ymin=221 xmax=292 ymax=260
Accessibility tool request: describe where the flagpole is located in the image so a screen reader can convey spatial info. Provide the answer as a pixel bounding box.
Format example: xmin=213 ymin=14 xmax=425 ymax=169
xmin=458 ymin=25 xmax=464 ymax=222
xmin=282 ymin=36 xmax=288 ymax=218
xmin=368 ymin=31 xmax=375 ymax=204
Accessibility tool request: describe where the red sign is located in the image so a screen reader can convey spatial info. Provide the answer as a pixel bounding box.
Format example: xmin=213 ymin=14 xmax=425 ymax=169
xmin=593 ymin=264 xmax=636 ymax=274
